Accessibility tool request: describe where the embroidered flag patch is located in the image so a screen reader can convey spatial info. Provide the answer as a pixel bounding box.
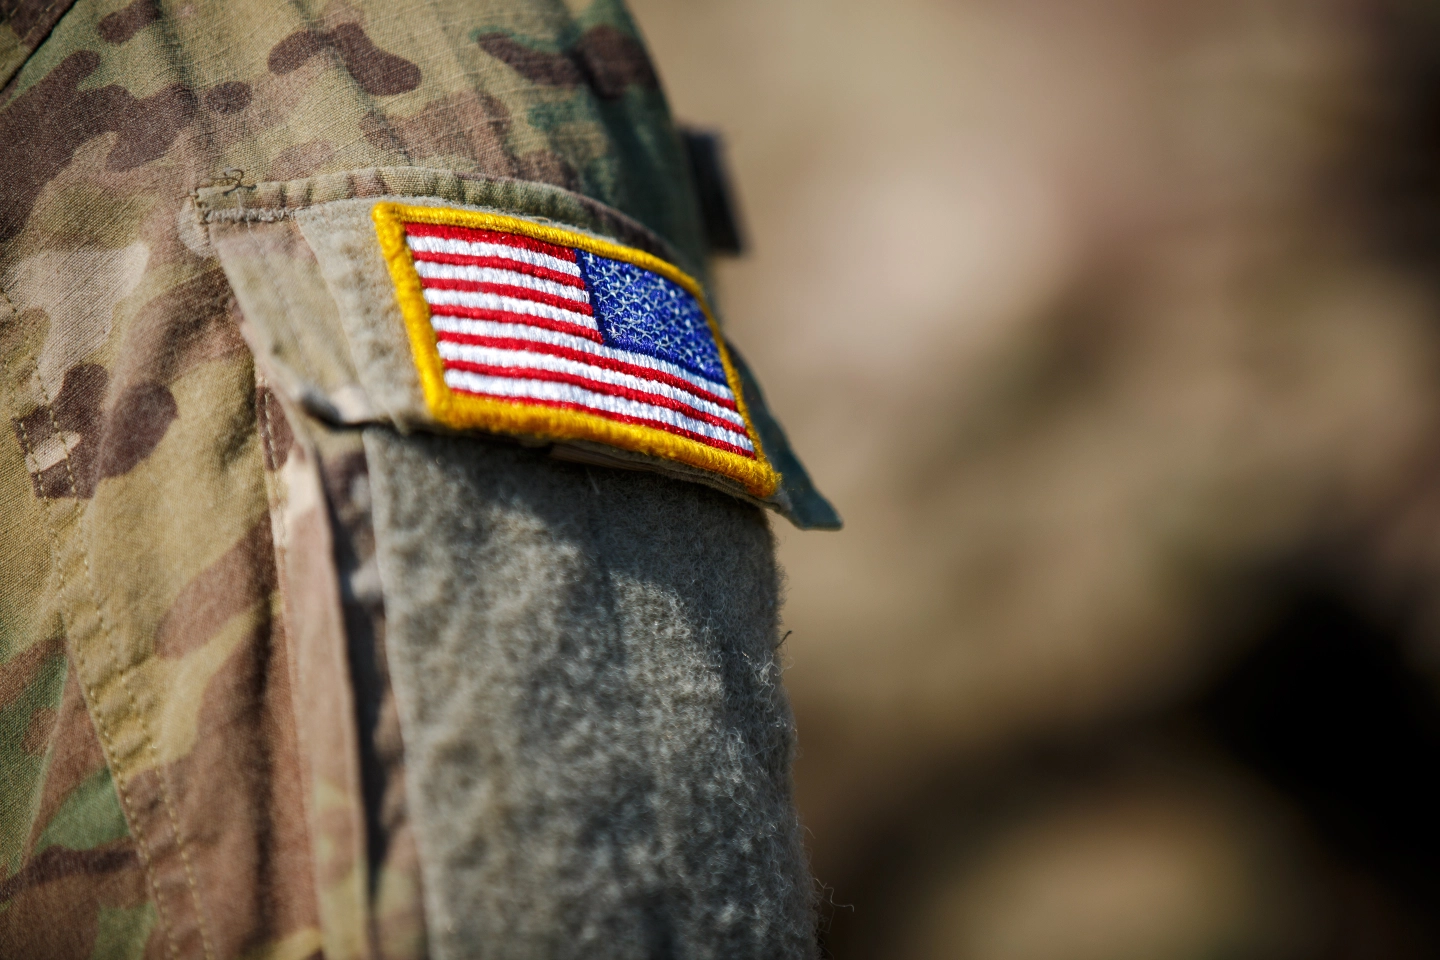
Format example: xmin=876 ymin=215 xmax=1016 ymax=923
xmin=372 ymin=203 xmax=779 ymax=497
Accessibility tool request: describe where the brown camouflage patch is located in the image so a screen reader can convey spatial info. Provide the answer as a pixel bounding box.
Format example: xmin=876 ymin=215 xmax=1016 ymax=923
xmin=0 ymin=841 xmax=152 ymax=958
xmin=95 ymin=380 xmax=178 ymax=479
xmin=97 ymin=0 xmax=160 ymax=46
xmin=269 ymin=23 xmax=421 ymax=97
xmin=0 ymin=632 xmax=62 ymax=708
xmin=14 ymin=363 xmax=177 ymax=499
xmin=203 ymin=80 xmax=253 ymax=115
xmin=514 ymin=149 xmax=579 ymax=190
xmin=153 ymin=520 xmax=275 ymax=659
xmin=475 ymin=33 xmax=584 ymax=87
xmin=571 ymin=24 xmax=660 ymax=99
xmin=20 ymin=705 xmax=56 ymax=755
xmin=1 ymin=0 xmax=77 ymax=46
xmin=10 ymin=265 xmax=239 ymax=497
xmin=115 ymin=267 xmax=247 ymax=390
xmin=0 ymin=0 xmax=78 ymax=89
xmin=0 ymin=51 xmax=194 ymax=242
xmin=14 ymin=362 xmax=106 ymax=498
xmin=0 ymin=843 xmax=140 ymax=902
xmin=475 ymin=25 xmax=660 ymax=101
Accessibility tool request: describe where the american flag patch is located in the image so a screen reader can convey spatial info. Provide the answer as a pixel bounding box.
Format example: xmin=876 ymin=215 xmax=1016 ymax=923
xmin=372 ymin=203 xmax=778 ymax=497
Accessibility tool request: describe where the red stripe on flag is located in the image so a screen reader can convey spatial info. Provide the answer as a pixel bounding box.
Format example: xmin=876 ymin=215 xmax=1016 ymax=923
xmin=442 ymin=360 xmax=748 ymax=435
xmin=404 ymin=222 xmax=578 ymax=262
xmin=434 ymin=331 xmax=736 ymax=410
xmin=425 ymin=305 xmax=604 ymax=343
xmin=420 ymin=278 xmax=593 ymax=315
xmin=409 ymin=250 xmax=585 ymax=288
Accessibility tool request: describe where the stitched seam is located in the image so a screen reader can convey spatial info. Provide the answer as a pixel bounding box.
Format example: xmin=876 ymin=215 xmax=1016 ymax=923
xmin=22 ymin=308 xmax=209 ymax=960
xmin=106 ymin=11 xmax=220 ymax=957
xmin=0 ymin=288 xmax=180 ymax=960
xmin=186 ymin=166 xmax=689 ymax=271
xmin=40 ymin=359 xmax=206 ymax=960
xmin=202 ymin=207 xmax=295 ymax=223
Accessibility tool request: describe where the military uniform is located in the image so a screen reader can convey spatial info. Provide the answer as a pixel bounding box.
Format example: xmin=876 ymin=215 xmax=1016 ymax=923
xmin=0 ymin=1 xmax=836 ymax=957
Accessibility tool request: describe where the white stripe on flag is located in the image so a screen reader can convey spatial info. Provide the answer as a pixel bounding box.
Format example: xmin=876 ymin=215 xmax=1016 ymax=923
xmin=406 ymin=235 xmax=582 ymax=276
xmin=436 ymin=341 xmax=747 ymax=428
xmin=423 ymin=289 xmax=597 ymax=329
xmin=443 ymin=370 xmax=755 ymax=451
xmin=415 ymin=261 xmax=590 ymax=302
xmin=428 ymin=316 xmax=734 ymax=401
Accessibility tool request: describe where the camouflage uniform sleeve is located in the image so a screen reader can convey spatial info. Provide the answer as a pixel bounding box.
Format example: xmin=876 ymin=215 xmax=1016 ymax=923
xmin=1 ymin=1 xmax=827 ymax=958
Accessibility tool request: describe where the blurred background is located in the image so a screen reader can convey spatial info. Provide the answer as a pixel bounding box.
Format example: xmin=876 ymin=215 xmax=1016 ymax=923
xmin=629 ymin=1 xmax=1440 ymax=957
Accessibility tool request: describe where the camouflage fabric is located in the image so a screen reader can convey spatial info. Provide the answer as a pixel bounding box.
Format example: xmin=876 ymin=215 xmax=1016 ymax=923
xmin=1 ymin=0 xmax=827 ymax=956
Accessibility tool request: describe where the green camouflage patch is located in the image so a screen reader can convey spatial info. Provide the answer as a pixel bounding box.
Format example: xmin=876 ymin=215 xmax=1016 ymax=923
xmin=88 ymin=902 xmax=157 ymax=960
xmin=34 ymin=767 xmax=129 ymax=857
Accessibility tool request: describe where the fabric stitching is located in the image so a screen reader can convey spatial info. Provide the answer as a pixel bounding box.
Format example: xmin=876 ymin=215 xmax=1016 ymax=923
xmin=372 ymin=202 xmax=780 ymax=498
xmin=39 ymin=352 xmax=209 ymax=960
xmin=188 ymin=165 xmax=690 ymax=275
xmin=11 ymin=305 xmax=209 ymax=960
xmin=127 ymin=8 xmax=221 ymax=952
xmin=0 ymin=288 xmax=181 ymax=960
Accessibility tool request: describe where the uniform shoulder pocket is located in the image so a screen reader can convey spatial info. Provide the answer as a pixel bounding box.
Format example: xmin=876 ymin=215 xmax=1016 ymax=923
xmin=200 ymin=166 xmax=839 ymax=529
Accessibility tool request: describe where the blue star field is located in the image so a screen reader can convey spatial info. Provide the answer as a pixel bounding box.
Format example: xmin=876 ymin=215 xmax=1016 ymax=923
xmin=576 ymin=250 xmax=726 ymax=382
